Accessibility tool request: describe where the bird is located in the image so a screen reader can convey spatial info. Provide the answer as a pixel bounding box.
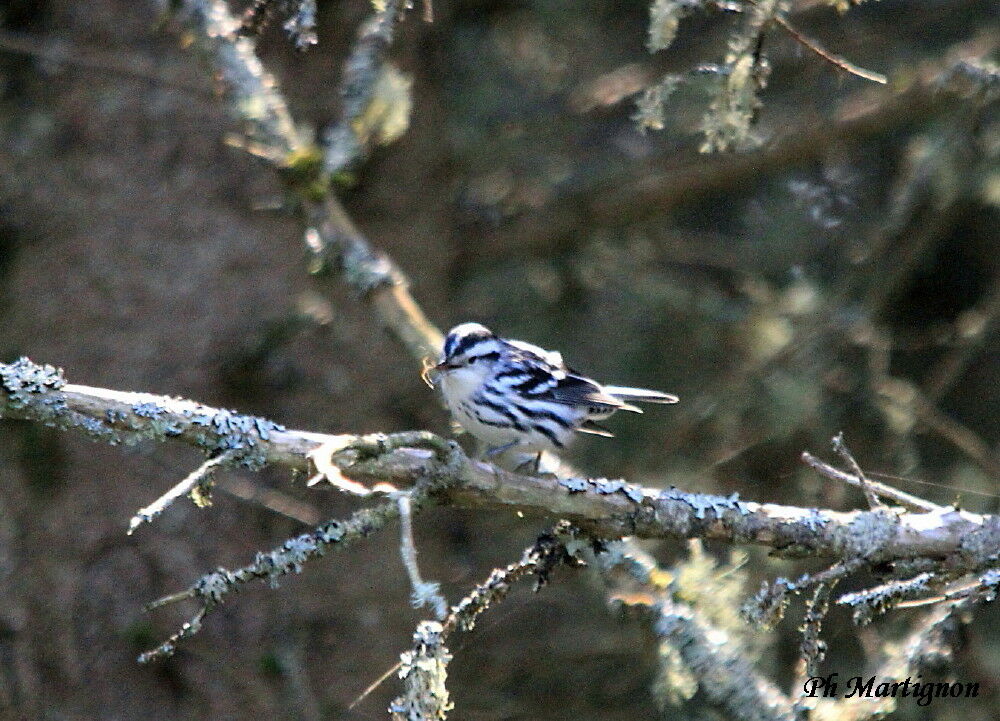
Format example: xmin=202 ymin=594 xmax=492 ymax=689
xmin=425 ymin=322 xmax=678 ymax=467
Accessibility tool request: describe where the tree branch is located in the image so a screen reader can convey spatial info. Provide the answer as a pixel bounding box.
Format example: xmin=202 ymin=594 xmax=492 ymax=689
xmin=128 ymin=449 xmax=237 ymax=534
xmin=772 ymin=13 xmax=886 ymax=85
xmin=165 ymin=0 xmax=304 ymax=161
xmin=139 ymin=495 xmax=410 ymax=662
xmin=493 ymin=37 xmax=999 ymax=259
xmin=390 ymin=527 xmax=569 ymax=719
xmin=118 ymin=6 xmax=998 ymax=715
xmin=653 ymin=596 xmax=795 ymax=721
xmin=3 ymin=358 xmax=998 ymax=574
xmin=801 ymin=451 xmax=939 ymax=513
xmin=577 ymin=535 xmax=797 ymax=721
xmin=161 ymin=0 xmax=442 ymax=365
xmin=322 ymin=0 xmax=404 ymax=174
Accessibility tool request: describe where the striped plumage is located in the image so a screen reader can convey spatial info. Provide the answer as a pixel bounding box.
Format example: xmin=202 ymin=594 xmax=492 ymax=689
xmin=432 ymin=323 xmax=678 ymax=457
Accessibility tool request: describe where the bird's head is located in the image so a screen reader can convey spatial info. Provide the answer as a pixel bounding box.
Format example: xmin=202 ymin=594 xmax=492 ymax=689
xmin=425 ymin=323 xmax=504 ymax=389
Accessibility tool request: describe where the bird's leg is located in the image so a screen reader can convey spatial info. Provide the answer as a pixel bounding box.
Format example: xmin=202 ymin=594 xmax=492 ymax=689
xmin=482 ymin=440 xmax=520 ymax=459
xmin=513 ymin=452 xmax=544 ymax=475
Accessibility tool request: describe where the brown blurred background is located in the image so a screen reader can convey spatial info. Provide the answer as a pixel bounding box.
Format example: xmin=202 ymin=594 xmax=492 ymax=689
xmin=0 ymin=0 xmax=997 ymax=719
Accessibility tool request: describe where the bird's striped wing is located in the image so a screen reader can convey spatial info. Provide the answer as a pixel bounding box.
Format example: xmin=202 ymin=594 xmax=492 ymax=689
xmin=500 ymin=345 xmax=639 ymax=412
xmin=546 ymin=374 xmax=641 ymax=412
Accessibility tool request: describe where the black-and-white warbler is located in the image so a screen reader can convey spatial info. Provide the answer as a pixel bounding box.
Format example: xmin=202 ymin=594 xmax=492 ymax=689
xmin=426 ymin=323 xmax=678 ymax=463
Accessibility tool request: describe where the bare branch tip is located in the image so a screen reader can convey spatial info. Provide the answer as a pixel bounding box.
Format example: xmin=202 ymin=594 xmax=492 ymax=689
xmin=143 ymin=587 xmax=197 ymax=612
xmin=127 ymin=450 xmax=236 ymax=534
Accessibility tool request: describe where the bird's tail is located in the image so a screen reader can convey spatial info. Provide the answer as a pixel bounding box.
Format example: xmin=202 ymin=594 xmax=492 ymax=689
xmin=603 ymin=385 xmax=679 ymax=405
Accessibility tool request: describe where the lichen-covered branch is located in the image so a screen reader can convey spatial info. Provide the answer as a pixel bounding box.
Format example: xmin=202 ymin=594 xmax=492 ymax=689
xmin=389 ymin=621 xmax=453 ymax=721
xmin=164 ymin=0 xmax=305 ymax=160
xmin=654 ymin=597 xmax=795 ymax=721
xmin=5 ymin=360 xmax=994 ymax=710
xmin=699 ymin=0 xmax=782 ymax=152
xmin=640 ymin=0 xmax=886 ymax=150
xmin=0 ymin=356 xmax=318 ymax=470
xmin=140 ymin=485 xmax=449 ymax=662
xmin=575 ymin=535 xmax=795 ymax=721
xmin=161 ymin=0 xmax=441 ymax=365
xmin=441 ymin=527 xmax=569 ymax=638
xmin=3 ymin=357 xmax=999 ymax=575
xmin=742 ymin=558 xmax=865 ymax=629
xmin=515 ymin=43 xmax=999 ymax=256
xmin=390 ymin=528 xmax=569 ymax=720
xmin=128 ymin=449 xmax=237 ymax=534
xmin=305 ymin=198 xmax=442 ymax=363
xmin=238 ymin=0 xmax=318 ymax=49
xmin=322 ymin=0 xmax=406 ymax=174
xmin=805 ymin=593 xmax=982 ymax=719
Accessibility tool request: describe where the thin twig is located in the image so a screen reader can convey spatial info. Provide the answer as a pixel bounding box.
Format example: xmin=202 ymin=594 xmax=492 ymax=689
xmin=875 ymin=374 xmax=1000 ymax=480
xmin=349 ymin=660 xmax=404 ymax=711
xmin=837 ymin=572 xmax=939 ymax=624
xmin=386 ymin=529 xmax=568 ymax=718
xmin=397 ymin=492 xmax=447 ymax=619
xmin=773 ymin=13 xmax=886 ymax=84
xmin=895 ymin=568 xmax=1000 ymax=608
xmin=831 ymin=433 xmax=884 ymax=510
xmin=801 ymin=451 xmax=941 ymax=513
xmin=795 ymin=582 xmax=832 ymax=701
xmin=139 ymin=494 xmax=412 ymax=661
xmin=137 ymin=606 xmax=209 ymax=664
xmin=144 ymin=587 xmax=197 ymax=611
xmin=128 ymin=450 xmax=237 ymax=534
xmin=913 ymin=392 xmax=1000 ymax=480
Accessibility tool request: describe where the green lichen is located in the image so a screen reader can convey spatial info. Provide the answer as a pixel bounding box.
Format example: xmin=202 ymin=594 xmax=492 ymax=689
xmin=282 ymin=144 xmax=329 ymax=201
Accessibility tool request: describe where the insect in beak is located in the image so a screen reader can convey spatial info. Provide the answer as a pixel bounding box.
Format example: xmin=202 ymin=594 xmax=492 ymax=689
xmin=420 ymin=356 xmax=440 ymax=388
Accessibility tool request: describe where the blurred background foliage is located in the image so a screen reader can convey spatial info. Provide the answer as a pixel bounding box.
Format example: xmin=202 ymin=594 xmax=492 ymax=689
xmin=0 ymin=0 xmax=997 ymax=719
